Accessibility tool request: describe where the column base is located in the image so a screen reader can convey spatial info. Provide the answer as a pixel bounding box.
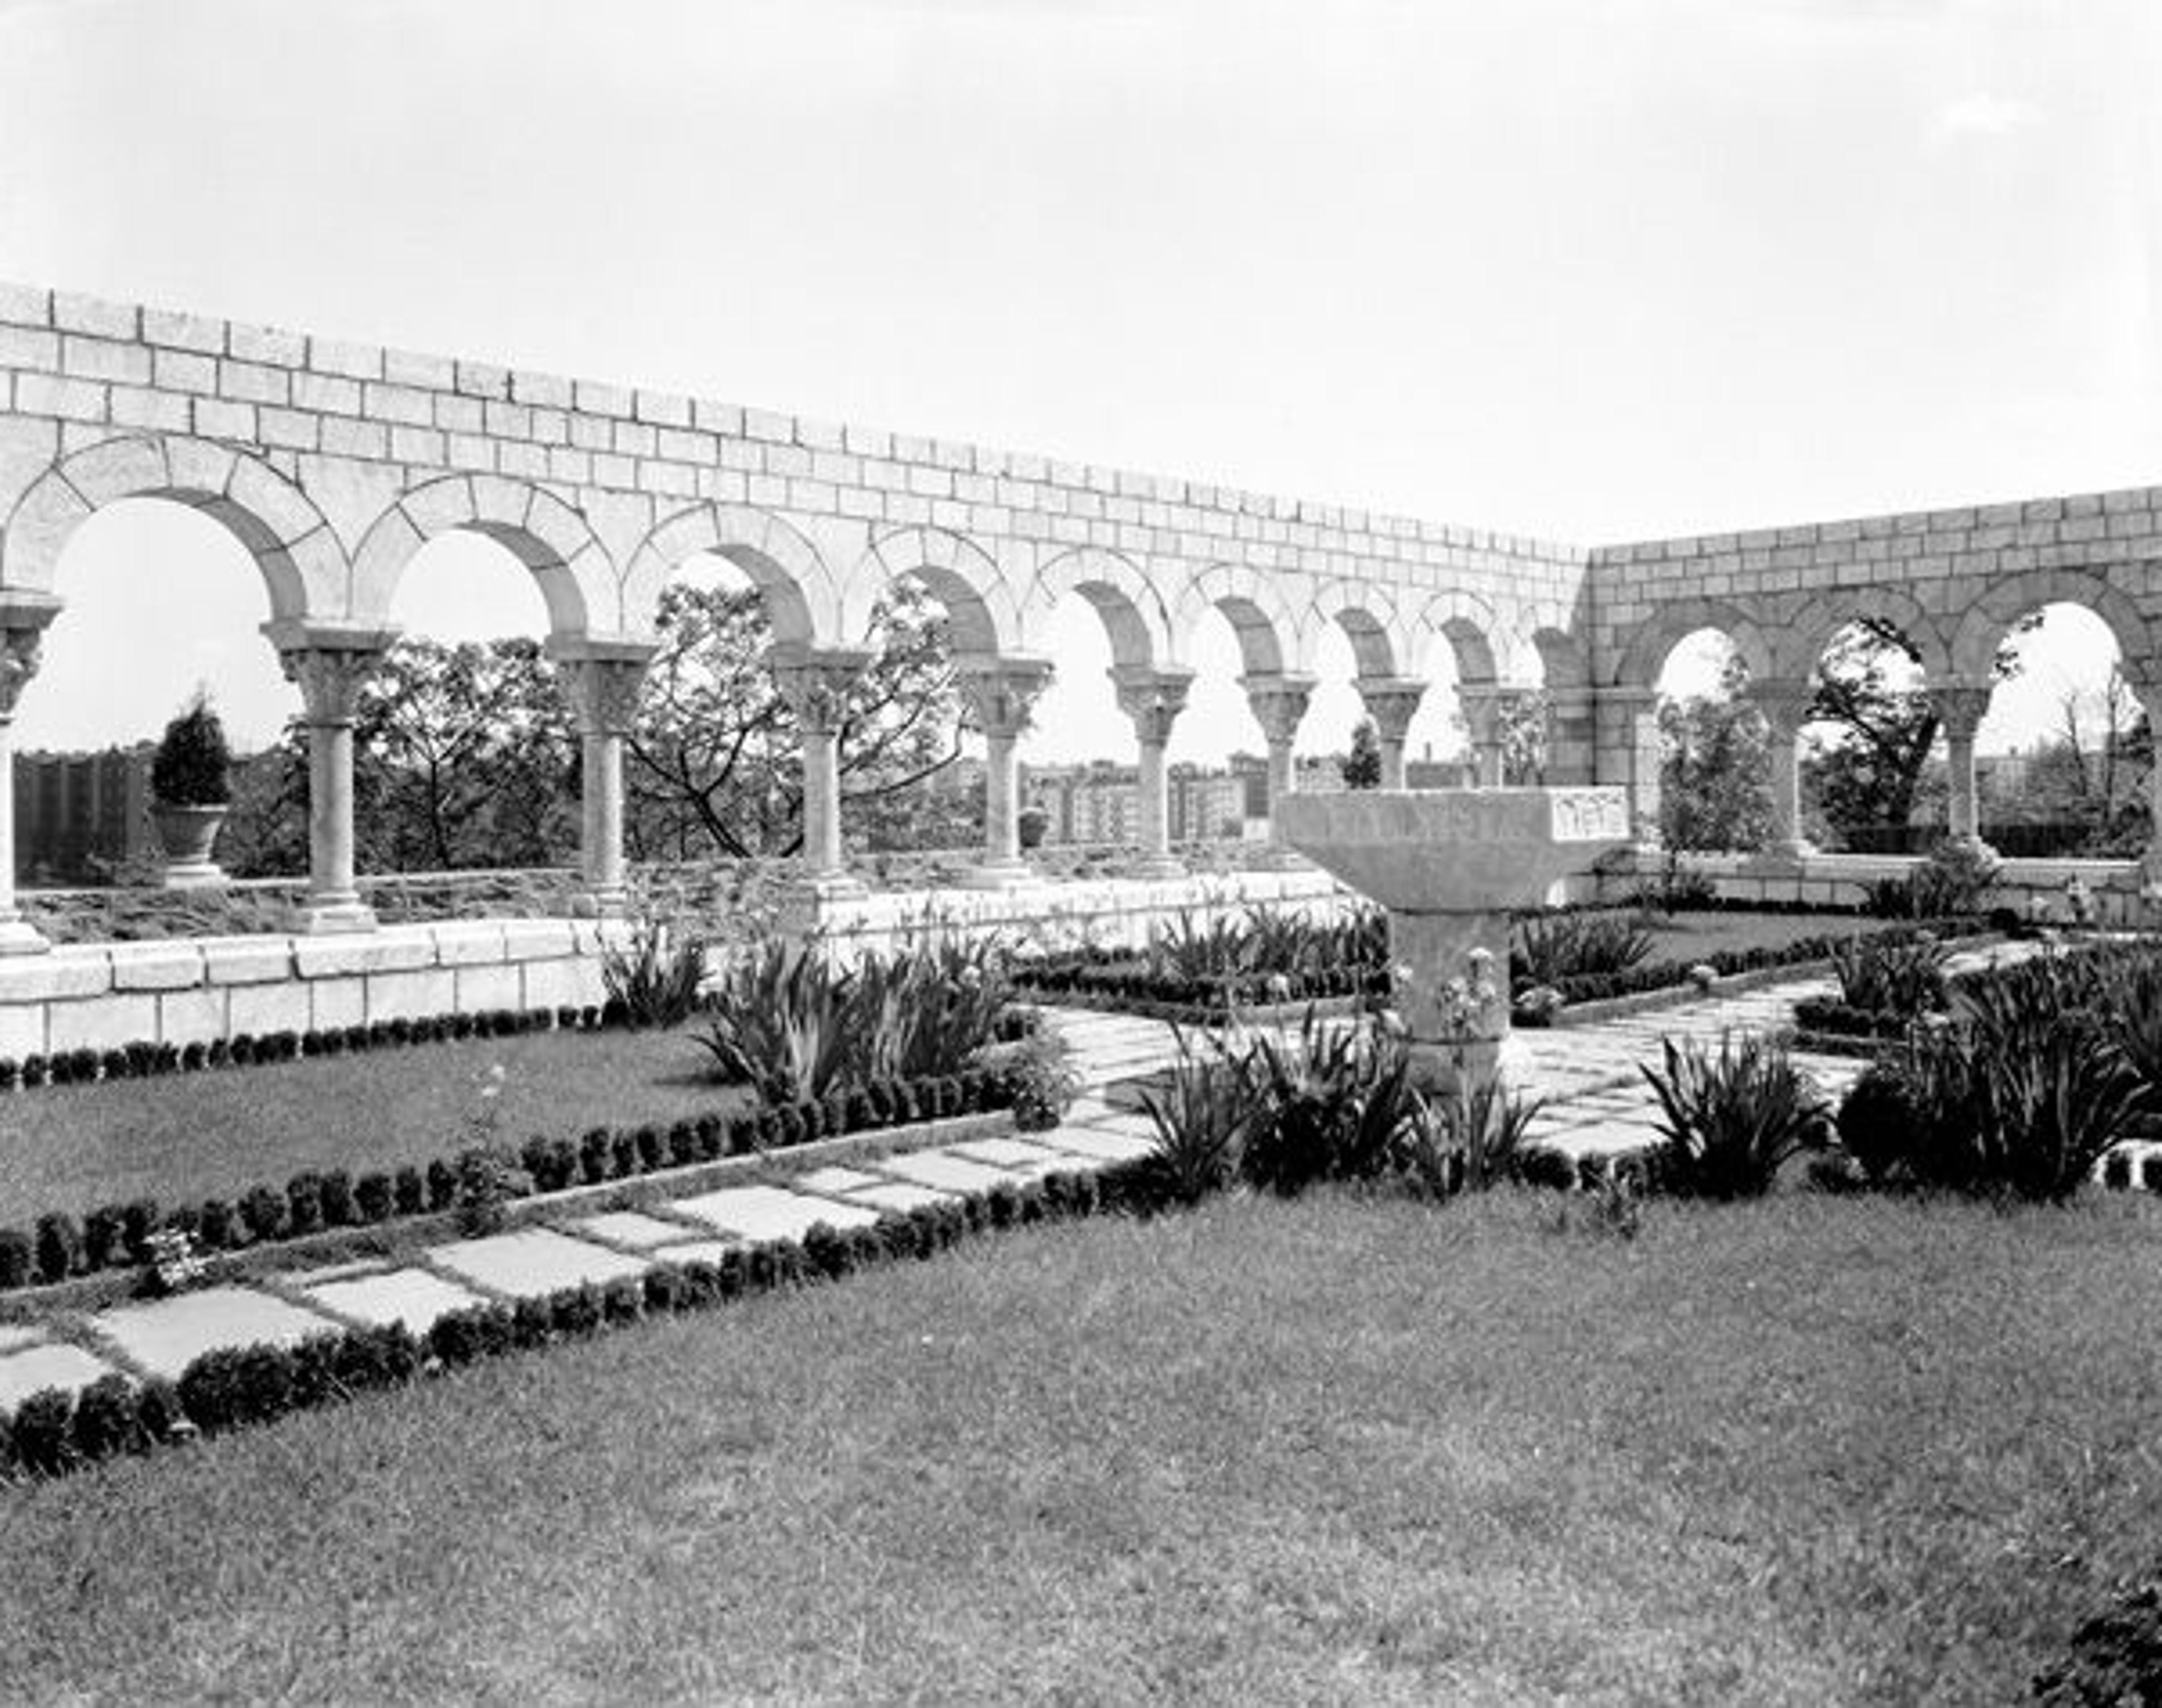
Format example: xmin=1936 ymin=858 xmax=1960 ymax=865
xmin=0 ymin=916 xmax=52 ymax=956
xmin=159 ymin=860 xmax=229 ymax=890
xmin=1125 ymin=853 xmax=1189 ymax=882
xmin=570 ymin=886 xmax=631 ymax=920
xmin=288 ymin=896 xmax=380 ymax=936
xmin=1251 ymin=842 xmax=1310 ymax=871
xmin=783 ymin=869 xmax=869 ymax=904
xmin=957 ymin=860 xmax=1043 ymax=892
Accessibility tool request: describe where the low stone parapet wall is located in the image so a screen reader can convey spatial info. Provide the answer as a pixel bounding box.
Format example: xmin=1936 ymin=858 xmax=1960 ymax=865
xmin=779 ymin=868 xmax=1354 ymax=965
xmin=1615 ymin=851 xmax=2153 ymax=926
xmin=0 ymin=918 xmax=631 ymax=1061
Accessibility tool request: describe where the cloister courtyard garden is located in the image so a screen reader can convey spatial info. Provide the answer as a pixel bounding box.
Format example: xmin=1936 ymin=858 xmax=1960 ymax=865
xmin=2 ymin=180 xmax=2161 ymax=1708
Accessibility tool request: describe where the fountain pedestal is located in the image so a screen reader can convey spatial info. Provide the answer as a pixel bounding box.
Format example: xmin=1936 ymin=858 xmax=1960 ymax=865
xmin=1277 ymin=788 xmax=1632 ymax=1090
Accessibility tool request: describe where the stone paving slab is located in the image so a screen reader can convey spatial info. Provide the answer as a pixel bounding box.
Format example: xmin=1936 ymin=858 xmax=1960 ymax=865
xmin=792 ymin=1166 xmax=886 ymax=1196
xmin=1047 ymin=1128 xmax=1157 ymax=1163
xmin=875 ymin=1151 xmax=1028 ymax=1195
xmin=301 ymin=1267 xmax=490 ymax=1334
xmin=426 ymin=1229 xmax=652 ymax=1300
xmin=667 ymin=1184 xmax=881 ymax=1243
xmin=571 ymin=1209 xmax=703 ymax=1250
xmin=944 ymin=1137 xmax=1069 ymax=1169
xmin=91 ymin=1287 xmax=338 ymax=1380
xmin=846 ymin=1182 xmax=959 ymax=1214
xmin=0 ymin=1341 xmax=118 ymax=1407
xmin=297 ymin=1258 xmax=394 ymax=1285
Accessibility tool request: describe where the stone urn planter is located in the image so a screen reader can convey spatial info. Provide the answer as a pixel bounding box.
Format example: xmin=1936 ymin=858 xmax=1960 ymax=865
xmin=149 ymin=692 xmax=234 ymax=889
xmin=1277 ymin=788 xmax=1631 ymax=1092
xmin=151 ymin=802 xmax=229 ymax=887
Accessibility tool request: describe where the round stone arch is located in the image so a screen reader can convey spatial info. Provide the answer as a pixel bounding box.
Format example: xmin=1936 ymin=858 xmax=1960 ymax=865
xmin=839 ymin=525 xmax=1020 ymax=658
xmin=1308 ymin=578 xmax=1408 ymax=679
xmin=1609 ymin=597 xmax=1776 ymax=690
xmin=1947 ymin=566 xmax=2158 ymax=682
xmin=347 ymin=473 xmax=617 ymax=639
xmin=1 ymin=432 xmax=344 ymax=623
xmin=1778 ymin=585 xmax=1950 ymax=682
xmin=1020 ymin=544 xmax=1177 ymax=670
xmin=1172 ymin=561 xmax=1310 ymax=677
xmin=621 ymin=501 xmax=831 ymax=648
xmin=1408 ymin=589 xmax=1513 ymax=685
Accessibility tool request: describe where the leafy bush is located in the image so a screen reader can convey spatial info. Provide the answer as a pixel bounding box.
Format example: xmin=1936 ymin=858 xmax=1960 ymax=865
xmin=2033 ymin=1567 xmax=2162 ymax=1705
xmin=1829 ymin=931 xmax=1949 ymax=1017
xmin=601 ymin=914 xmax=708 ymax=1029
xmin=1641 ymin=1032 xmax=1830 ymax=1199
xmin=996 ymin=1030 xmax=1079 ymax=1133
xmin=1406 ymin=1075 xmax=1543 ymax=1197
xmin=1833 ymin=950 xmax=2151 ymax=1201
xmin=1911 ymin=839 xmax=2000 ymax=917
xmin=150 ymin=690 xmax=232 ymax=806
xmin=1834 ymin=1062 xmax=1918 ymax=1185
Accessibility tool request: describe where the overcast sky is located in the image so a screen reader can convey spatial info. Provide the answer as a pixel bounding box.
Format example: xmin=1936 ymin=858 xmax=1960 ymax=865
xmin=0 ymin=0 xmax=2154 ymax=761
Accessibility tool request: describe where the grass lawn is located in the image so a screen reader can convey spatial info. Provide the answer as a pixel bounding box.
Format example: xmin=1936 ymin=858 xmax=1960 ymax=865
xmin=0 ymin=1026 xmax=749 ymax=1222
xmin=3 ymin=1189 xmax=2158 ymax=1702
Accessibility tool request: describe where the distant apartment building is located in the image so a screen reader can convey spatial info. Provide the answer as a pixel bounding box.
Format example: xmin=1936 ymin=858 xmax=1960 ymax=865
xmin=13 ymin=744 xmax=157 ymax=884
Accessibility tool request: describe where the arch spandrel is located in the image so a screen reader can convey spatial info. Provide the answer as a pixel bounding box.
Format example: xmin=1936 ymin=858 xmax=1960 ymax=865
xmin=349 ymin=474 xmax=616 ymax=638
xmin=1307 ymin=579 xmax=1408 ymax=681
xmin=1409 ymin=589 xmax=1513 ymax=685
xmin=0 ymin=432 xmax=342 ymax=623
xmin=1778 ymin=586 xmax=1949 ymax=681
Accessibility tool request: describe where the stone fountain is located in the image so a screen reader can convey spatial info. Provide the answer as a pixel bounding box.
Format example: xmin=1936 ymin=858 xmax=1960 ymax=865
xmin=1276 ymin=788 xmax=1631 ymax=1090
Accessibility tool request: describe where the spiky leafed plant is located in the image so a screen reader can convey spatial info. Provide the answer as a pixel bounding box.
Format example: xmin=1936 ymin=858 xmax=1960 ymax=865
xmin=1829 ymin=932 xmax=1947 ymax=1017
xmin=1137 ymin=1029 xmax=1253 ymax=1206
xmin=696 ymin=940 xmax=857 ymax=1103
xmin=601 ymin=914 xmax=707 ymax=1029
xmin=1641 ymin=1031 xmax=1831 ymax=1200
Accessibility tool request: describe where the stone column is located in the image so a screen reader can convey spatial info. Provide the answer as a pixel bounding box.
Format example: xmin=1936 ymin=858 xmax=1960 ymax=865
xmin=1928 ymin=679 xmax=1996 ymax=852
xmin=1459 ymin=685 xmax=1535 ymax=788
xmin=551 ymin=639 xmax=655 ymax=918
xmin=0 ymin=594 xmax=62 ymax=955
xmin=2132 ymin=681 xmax=2162 ymax=898
xmin=1594 ymin=686 xmax=1664 ymax=851
xmin=274 ymin=631 xmax=396 ymax=935
xmin=1745 ymin=678 xmax=1817 ymax=864
xmin=771 ymin=645 xmax=874 ymax=897
xmin=1354 ymin=677 xmax=1426 ymax=789
xmin=1111 ymin=664 xmax=1195 ymax=880
xmin=1240 ymin=672 xmax=1316 ymax=862
xmin=956 ymin=656 xmax=1053 ymax=888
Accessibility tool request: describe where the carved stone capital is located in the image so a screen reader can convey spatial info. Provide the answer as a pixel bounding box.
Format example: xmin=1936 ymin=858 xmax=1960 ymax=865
xmin=279 ymin=645 xmax=390 ymax=727
xmin=1354 ymin=677 xmax=1426 ymax=744
xmin=558 ymin=655 xmax=651 ymax=738
xmin=957 ymin=656 xmax=1054 ymax=742
xmin=1110 ymin=665 xmax=1195 ymax=747
xmin=1928 ymin=679 xmax=1996 ymax=741
xmin=0 ymin=592 xmax=63 ymax=722
xmin=1240 ymin=673 xmax=1316 ymax=748
xmin=771 ymin=646 xmax=874 ymax=740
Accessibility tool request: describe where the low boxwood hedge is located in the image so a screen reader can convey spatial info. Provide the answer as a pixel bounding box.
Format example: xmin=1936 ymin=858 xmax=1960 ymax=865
xmin=0 ymin=1065 xmax=1021 ymax=1296
xmin=0 ymin=1158 xmax=1168 ymax=1484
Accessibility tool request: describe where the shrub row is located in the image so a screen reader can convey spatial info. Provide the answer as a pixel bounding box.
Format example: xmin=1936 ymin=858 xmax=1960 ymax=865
xmin=0 ymin=1160 xmax=1164 ymax=1483
xmin=1546 ymin=919 xmax=1977 ymax=1007
xmin=1009 ymin=960 xmax=1388 ymax=1014
xmin=0 ymin=1003 xmax=641 ymax=1095
xmin=0 ymin=1065 xmax=1018 ymax=1294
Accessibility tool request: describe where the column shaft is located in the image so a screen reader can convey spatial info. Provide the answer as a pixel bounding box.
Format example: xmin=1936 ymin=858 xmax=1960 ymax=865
xmin=1745 ymin=681 xmax=1815 ymax=862
xmin=1355 ymin=677 xmax=1426 ymax=792
xmin=1928 ymin=682 xmax=1995 ymax=852
xmin=274 ymin=634 xmax=394 ymax=935
xmin=957 ymin=657 xmax=1052 ymax=888
xmin=551 ymin=643 xmax=651 ymax=918
xmin=0 ymin=600 xmax=59 ymax=954
xmin=1112 ymin=665 xmax=1194 ymax=879
xmin=771 ymin=646 xmax=875 ymax=897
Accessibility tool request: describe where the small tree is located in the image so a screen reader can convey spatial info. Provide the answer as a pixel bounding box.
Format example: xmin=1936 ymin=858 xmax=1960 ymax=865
xmin=1343 ymin=719 xmax=1383 ymax=790
xmin=150 ymin=692 xmax=233 ymax=806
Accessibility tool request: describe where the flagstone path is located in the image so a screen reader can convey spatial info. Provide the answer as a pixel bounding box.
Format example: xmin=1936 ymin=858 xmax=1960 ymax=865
xmin=0 ymin=938 xmax=2141 ymax=1417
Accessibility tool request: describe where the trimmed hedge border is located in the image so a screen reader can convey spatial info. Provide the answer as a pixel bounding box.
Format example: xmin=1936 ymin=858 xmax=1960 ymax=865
xmin=0 ymin=1064 xmax=1020 ymax=1296
xmin=1537 ymin=918 xmax=1986 ymax=1009
xmin=0 ymin=1157 xmax=1173 ymax=1485
xmin=1008 ymin=958 xmax=1390 ymax=1018
xmin=0 ymin=1000 xmax=676 ymax=1096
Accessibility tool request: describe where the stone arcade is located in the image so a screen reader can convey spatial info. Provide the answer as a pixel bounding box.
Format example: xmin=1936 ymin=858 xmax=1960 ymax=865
xmin=1 ymin=280 xmax=2158 ymax=967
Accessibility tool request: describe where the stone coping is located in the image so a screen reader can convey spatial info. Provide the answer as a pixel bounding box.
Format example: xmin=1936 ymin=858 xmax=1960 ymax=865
xmin=0 ymin=916 xmax=633 ymax=1003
